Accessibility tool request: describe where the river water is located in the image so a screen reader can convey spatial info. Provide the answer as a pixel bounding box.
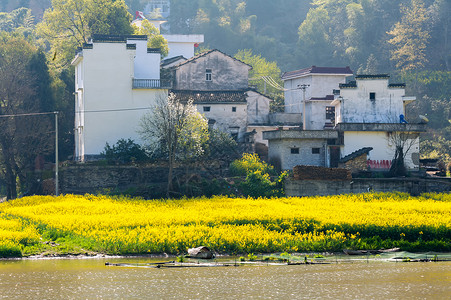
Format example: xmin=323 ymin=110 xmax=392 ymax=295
xmin=0 ymin=257 xmax=450 ymax=299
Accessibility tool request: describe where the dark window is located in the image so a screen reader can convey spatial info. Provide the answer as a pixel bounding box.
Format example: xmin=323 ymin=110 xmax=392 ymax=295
xmin=370 ymin=92 xmax=376 ymax=100
xmin=203 ymin=106 xmax=210 ymax=112
xmin=312 ymin=148 xmax=320 ymax=154
xmin=232 ymin=107 xmax=236 ymax=112
xmin=291 ymin=148 xmax=299 ymax=154
xmin=206 ymin=69 xmax=212 ymax=81
xmin=326 ymin=106 xmax=335 ymax=121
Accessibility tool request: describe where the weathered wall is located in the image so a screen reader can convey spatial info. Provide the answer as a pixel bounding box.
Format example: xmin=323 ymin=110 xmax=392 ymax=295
xmin=174 ymin=51 xmax=250 ymax=90
xmin=196 ymin=102 xmax=247 ymax=140
xmin=283 ymin=74 xmax=347 ymax=114
xmin=285 ymin=177 xmax=451 ymax=197
xmin=337 ymin=78 xmax=406 ymax=124
xmin=60 ymin=162 xmax=229 ymax=195
xmin=246 ymin=90 xmax=270 ymax=125
xmin=268 ymin=138 xmax=327 ymax=170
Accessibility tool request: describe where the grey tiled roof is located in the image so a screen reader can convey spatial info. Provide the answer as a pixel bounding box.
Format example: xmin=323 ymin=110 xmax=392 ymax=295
xmin=171 ymin=90 xmax=247 ymax=103
xmin=282 ymin=66 xmax=353 ymax=80
xmin=339 ymin=147 xmax=373 ymax=163
xmin=161 ymin=55 xmax=186 ymax=67
xmin=310 ymin=95 xmax=335 ymax=101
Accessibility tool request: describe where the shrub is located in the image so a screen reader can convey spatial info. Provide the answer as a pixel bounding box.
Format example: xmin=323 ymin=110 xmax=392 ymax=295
xmin=102 ymin=139 xmax=149 ymax=164
xmin=229 ymin=153 xmax=275 ymax=176
xmin=231 ymin=153 xmax=288 ymax=197
xmin=0 ymin=241 xmax=22 ymax=258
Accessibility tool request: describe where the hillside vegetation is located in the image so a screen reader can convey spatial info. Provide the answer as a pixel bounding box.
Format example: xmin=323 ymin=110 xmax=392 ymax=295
xmin=0 ymin=0 xmax=449 ymax=199
xmin=0 ymin=193 xmax=450 ymax=257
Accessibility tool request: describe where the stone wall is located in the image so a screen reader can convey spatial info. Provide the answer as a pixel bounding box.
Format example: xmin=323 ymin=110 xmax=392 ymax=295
xmin=285 ymin=177 xmax=451 ymax=197
xmin=60 ymin=161 xmax=228 ymax=196
xmin=293 ymin=165 xmax=351 ymax=180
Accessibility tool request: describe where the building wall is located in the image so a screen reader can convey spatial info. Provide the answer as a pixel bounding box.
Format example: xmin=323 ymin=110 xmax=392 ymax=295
xmin=131 ymin=39 xmax=161 ymax=79
xmin=305 ymin=100 xmax=334 ymax=130
xmin=246 ymin=125 xmax=279 ymax=146
xmin=163 ymin=34 xmax=204 ymax=59
xmin=73 ymin=41 xmax=167 ymax=160
xmin=175 ymin=51 xmax=250 ymax=91
xmin=196 ymin=102 xmax=247 ymax=140
xmin=283 ymin=74 xmax=347 ymax=114
xmin=337 ymin=78 xmax=406 ymax=124
xmin=343 ymin=131 xmax=420 ymax=170
xmin=268 ymin=138 xmax=327 ymax=170
xmin=246 ymin=90 xmax=270 ymax=125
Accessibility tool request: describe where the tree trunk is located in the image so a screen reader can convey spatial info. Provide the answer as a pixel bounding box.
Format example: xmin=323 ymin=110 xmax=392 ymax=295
xmin=390 ymin=146 xmax=406 ymax=177
xmin=167 ymin=153 xmax=174 ymax=198
xmin=0 ymin=139 xmax=17 ymax=200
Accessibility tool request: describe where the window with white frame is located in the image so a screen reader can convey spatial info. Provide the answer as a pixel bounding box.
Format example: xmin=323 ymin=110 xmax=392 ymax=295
xmin=206 ymin=69 xmax=212 ymax=81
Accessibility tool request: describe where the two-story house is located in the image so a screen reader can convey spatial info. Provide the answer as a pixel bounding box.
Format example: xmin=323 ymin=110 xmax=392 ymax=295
xmin=265 ymin=72 xmax=425 ymax=172
xmin=71 ymin=35 xmax=169 ymax=161
xmin=170 ymin=49 xmax=273 ymax=143
xmin=281 ymin=66 xmax=353 ymax=130
xmin=332 ymin=75 xmax=423 ymax=171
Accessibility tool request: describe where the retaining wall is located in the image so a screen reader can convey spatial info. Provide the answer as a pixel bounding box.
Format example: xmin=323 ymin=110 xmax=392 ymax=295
xmin=285 ymin=177 xmax=451 ymax=197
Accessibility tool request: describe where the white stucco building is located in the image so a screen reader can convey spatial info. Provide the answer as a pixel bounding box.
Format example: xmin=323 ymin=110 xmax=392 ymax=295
xmin=72 ymin=35 xmax=169 ymax=161
xmin=265 ymin=73 xmax=425 ymax=172
xmin=281 ymin=66 xmax=353 ymax=130
xmin=333 ymin=75 xmax=422 ymax=170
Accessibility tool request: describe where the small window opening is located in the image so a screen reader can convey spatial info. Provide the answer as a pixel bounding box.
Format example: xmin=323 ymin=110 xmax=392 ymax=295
xmin=206 ymin=69 xmax=212 ymax=81
xmin=203 ymin=106 xmax=211 ymax=112
xmin=312 ymin=148 xmax=320 ymax=154
xmin=291 ymin=148 xmax=300 ymax=154
xmin=232 ymin=107 xmax=236 ymax=112
xmin=326 ymin=106 xmax=335 ymax=121
xmin=370 ymin=92 xmax=376 ymax=101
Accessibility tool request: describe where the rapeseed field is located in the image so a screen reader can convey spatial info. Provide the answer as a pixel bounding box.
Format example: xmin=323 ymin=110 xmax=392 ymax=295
xmin=0 ymin=192 xmax=450 ymax=257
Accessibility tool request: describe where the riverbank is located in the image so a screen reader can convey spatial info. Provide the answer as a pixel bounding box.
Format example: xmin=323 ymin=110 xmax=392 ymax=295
xmin=1 ymin=192 xmax=450 ymax=258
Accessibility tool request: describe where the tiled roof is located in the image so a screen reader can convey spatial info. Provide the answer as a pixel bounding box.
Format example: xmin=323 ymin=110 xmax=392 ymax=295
xmin=161 ymin=55 xmax=186 ymax=67
xmin=310 ymin=95 xmax=335 ymax=101
xmin=339 ymin=147 xmax=373 ymax=163
xmin=171 ymin=90 xmax=247 ymax=103
xmin=281 ymin=66 xmax=353 ymax=80
xmin=91 ymin=34 xmax=147 ymax=43
xmin=339 ymin=81 xmax=357 ymax=88
xmin=355 ymin=74 xmax=390 ymax=79
xmin=173 ymin=49 xmax=251 ymax=69
xmin=388 ymin=83 xmax=406 ymax=88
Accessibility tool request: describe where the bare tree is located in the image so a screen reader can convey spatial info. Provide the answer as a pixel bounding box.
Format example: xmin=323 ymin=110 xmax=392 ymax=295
xmin=387 ymin=124 xmax=421 ymax=176
xmin=138 ymin=93 xmax=208 ymax=197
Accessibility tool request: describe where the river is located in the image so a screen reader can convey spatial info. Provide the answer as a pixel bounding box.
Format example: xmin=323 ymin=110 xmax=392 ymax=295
xmin=0 ymin=257 xmax=450 ymax=299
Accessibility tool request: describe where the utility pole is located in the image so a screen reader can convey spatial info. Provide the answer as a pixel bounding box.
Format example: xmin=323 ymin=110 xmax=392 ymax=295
xmin=54 ymin=112 xmax=59 ymax=197
xmin=298 ymin=84 xmax=309 ymax=130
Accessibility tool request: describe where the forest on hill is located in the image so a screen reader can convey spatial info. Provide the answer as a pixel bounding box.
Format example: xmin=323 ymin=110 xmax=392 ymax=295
xmin=0 ymin=0 xmax=449 ymax=198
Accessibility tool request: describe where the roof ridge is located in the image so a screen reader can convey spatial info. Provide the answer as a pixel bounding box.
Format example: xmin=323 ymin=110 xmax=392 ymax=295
xmin=339 ymin=147 xmax=373 ymax=163
xmin=173 ymin=49 xmax=252 ymax=69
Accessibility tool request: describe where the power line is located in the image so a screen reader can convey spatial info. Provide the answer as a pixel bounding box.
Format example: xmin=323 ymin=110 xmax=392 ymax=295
xmin=75 ymin=107 xmax=152 ymax=114
xmin=0 ymin=111 xmax=56 ymax=118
